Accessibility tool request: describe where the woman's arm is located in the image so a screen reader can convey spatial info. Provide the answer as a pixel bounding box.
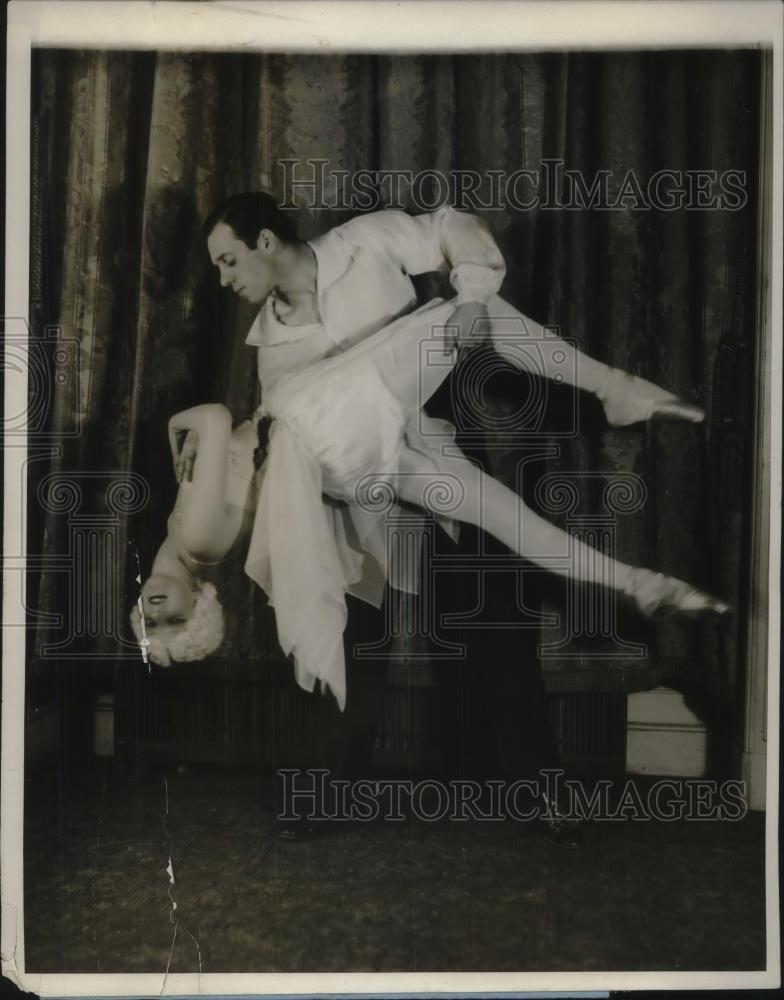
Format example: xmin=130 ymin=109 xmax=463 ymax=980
xmin=167 ymin=403 xmax=244 ymax=561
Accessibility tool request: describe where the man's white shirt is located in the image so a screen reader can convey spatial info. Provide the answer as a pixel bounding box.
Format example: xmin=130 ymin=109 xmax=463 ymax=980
xmin=245 ymin=207 xmax=506 ymax=403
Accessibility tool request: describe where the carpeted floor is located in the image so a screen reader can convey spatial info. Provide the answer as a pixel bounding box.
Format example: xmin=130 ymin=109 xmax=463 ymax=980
xmin=24 ymin=758 xmax=766 ymax=974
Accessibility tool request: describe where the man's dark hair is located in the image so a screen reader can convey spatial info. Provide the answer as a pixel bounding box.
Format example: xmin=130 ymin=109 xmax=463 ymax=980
xmin=202 ymin=192 xmax=299 ymax=248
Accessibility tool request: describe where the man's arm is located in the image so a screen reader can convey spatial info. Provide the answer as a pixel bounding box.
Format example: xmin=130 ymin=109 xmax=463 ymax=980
xmin=333 ymin=206 xmax=505 ymax=352
xmin=333 ymin=205 xmax=506 ymax=306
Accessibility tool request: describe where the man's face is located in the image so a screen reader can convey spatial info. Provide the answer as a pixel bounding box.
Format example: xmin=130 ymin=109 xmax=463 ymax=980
xmin=207 ymin=222 xmax=276 ymax=306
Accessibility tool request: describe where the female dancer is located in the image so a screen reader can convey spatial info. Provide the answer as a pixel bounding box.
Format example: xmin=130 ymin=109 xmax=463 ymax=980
xmin=130 ymin=408 xmax=257 ymax=666
xmin=132 ymin=300 xmax=728 ymax=709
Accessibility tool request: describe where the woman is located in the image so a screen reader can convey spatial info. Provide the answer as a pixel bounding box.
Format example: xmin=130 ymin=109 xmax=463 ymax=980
xmin=130 ymin=406 xmax=257 ymax=666
xmin=132 ymin=299 xmax=728 ymax=707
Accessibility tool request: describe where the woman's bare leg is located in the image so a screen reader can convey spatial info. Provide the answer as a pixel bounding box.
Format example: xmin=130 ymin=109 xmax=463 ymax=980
xmin=394 ymin=446 xmax=728 ymax=615
xmin=484 ymin=294 xmax=703 ymax=426
xmin=396 ymin=446 xmax=635 ymax=590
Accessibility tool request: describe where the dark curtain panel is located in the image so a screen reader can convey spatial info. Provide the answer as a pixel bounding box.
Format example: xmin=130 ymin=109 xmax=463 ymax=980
xmin=28 ymin=50 xmax=760 ymax=714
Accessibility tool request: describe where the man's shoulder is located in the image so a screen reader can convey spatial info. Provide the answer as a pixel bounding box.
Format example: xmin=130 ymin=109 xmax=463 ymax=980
xmin=328 ymin=206 xmax=461 ymax=246
xmin=326 ymin=208 xmax=418 ymax=243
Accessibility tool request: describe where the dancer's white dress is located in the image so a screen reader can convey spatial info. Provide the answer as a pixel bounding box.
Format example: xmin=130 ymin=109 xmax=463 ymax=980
xmin=244 ymin=296 xmax=469 ymax=709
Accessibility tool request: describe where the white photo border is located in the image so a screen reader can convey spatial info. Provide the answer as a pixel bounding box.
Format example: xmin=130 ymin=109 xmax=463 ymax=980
xmin=3 ymin=1 xmax=782 ymax=995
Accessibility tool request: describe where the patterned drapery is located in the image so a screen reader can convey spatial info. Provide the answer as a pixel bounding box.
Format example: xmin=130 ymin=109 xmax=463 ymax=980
xmin=29 ymin=49 xmax=760 ymax=706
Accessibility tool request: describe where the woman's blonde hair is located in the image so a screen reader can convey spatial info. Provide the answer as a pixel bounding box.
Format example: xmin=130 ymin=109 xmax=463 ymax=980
xmin=130 ymin=581 xmax=224 ymax=666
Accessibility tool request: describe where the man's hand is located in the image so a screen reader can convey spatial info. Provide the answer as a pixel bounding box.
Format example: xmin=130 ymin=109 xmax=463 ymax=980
xmin=444 ymin=301 xmax=489 ymax=358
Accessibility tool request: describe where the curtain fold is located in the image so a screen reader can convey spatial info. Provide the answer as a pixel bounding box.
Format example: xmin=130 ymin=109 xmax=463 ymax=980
xmin=29 ymin=49 xmax=760 ymax=702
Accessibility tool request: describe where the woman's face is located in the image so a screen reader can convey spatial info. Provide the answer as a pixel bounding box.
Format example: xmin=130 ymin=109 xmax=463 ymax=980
xmin=140 ymin=574 xmax=196 ymax=628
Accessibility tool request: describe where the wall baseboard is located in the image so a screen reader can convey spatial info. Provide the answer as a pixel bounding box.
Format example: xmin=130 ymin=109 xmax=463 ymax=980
xmin=740 ymin=749 xmax=766 ymax=811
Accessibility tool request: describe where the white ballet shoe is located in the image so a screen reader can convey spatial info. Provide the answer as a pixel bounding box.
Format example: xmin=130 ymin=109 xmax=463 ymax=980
xmin=598 ymin=368 xmax=705 ymax=427
xmin=623 ymin=568 xmax=730 ymax=619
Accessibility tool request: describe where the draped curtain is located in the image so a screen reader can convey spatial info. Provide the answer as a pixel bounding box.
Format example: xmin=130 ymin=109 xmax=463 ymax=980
xmin=29 ymin=49 xmax=760 ymax=709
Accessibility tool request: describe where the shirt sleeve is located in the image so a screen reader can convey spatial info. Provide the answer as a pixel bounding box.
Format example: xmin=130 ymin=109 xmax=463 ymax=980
xmin=333 ymin=206 xmax=507 ymax=305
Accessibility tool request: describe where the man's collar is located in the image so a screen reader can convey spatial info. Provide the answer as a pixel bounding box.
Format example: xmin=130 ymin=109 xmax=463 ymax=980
xmin=245 ymin=297 xmax=314 ymax=347
xmin=244 ymin=305 xmax=268 ymax=347
xmin=244 ymin=229 xmax=355 ymax=346
xmin=309 ymin=229 xmax=355 ymax=294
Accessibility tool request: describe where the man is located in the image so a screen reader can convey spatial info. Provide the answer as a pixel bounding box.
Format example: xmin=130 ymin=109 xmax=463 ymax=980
xmin=202 ymin=192 xmax=701 ymax=841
